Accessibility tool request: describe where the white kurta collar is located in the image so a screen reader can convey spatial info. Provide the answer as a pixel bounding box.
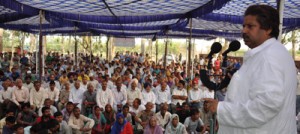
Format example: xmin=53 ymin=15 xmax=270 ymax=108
xmin=244 ymin=38 xmax=276 ymax=61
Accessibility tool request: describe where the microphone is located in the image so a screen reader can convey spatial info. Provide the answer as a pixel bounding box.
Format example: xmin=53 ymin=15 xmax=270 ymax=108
xmin=207 ymin=42 xmax=222 ymax=58
xmin=222 ymin=40 xmax=241 ymax=56
xmin=206 ymin=42 xmax=222 ymax=70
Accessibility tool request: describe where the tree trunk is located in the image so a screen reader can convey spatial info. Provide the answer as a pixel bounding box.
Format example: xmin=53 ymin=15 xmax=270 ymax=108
xmin=29 ymin=34 xmax=36 ymax=53
xmin=20 ymin=32 xmax=25 ymax=55
xmin=61 ymin=36 xmax=65 ymax=54
xmin=292 ymin=30 xmax=296 ymax=60
xmin=0 ymin=29 xmax=3 ymax=53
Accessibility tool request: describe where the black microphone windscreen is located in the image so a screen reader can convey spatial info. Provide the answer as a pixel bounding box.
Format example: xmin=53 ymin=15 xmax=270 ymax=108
xmin=211 ymin=42 xmax=222 ymax=53
xmin=228 ymin=40 xmax=241 ymax=52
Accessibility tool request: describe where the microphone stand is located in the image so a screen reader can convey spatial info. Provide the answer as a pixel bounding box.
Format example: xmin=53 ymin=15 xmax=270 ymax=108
xmin=201 ymin=55 xmax=229 ymax=134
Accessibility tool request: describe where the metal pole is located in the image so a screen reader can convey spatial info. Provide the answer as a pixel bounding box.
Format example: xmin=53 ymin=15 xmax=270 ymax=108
xmin=191 ymin=39 xmax=195 ymax=79
xmin=156 ymin=40 xmax=158 ymax=64
xmin=38 ymin=10 xmax=43 ymax=82
xmin=277 ymin=0 xmax=285 ymax=41
xmin=187 ymin=18 xmax=193 ymax=79
xmin=74 ymin=27 xmax=78 ymax=66
xmin=89 ymin=34 xmax=92 ymax=62
xmin=106 ymin=37 xmax=109 ymax=60
xmin=164 ymin=38 xmax=168 ymax=68
xmin=150 ymin=39 xmax=152 ymax=61
xmin=185 ymin=39 xmax=188 ymax=74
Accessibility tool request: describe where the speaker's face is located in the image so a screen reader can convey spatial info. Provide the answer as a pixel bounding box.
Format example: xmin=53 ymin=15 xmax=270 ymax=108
xmin=242 ymin=15 xmax=271 ymax=49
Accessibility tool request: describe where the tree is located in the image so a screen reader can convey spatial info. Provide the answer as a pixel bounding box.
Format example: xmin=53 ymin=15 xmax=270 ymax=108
xmin=281 ymin=29 xmax=300 ymax=60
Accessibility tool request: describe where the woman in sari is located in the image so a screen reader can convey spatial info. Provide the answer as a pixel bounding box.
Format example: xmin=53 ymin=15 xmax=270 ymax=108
xmin=103 ymin=104 xmax=116 ymax=133
xmin=165 ymin=114 xmax=188 ymax=134
xmin=143 ymin=116 xmax=163 ymax=134
xmin=111 ymin=113 xmax=133 ymax=134
xmin=88 ymin=106 xmax=107 ymax=134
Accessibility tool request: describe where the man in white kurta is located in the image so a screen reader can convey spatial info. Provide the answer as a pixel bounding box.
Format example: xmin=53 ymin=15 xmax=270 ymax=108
xmin=46 ymin=81 xmax=60 ymax=104
xmin=127 ymin=79 xmax=142 ymax=106
xmin=204 ymin=5 xmax=297 ymax=134
xmin=30 ymin=81 xmax=47 ymax=111
xmin=112 ymin=80 xmax=127 ymax=112
xmin=69 ymin=81 xmax=85 ymax=110
xmin=96 ymin=81 xmax=114 ymax=110
xmin=142 ymin=83 xmax=156 ymax=112
xmin=12 ymin=79 xmax=30 ymax=108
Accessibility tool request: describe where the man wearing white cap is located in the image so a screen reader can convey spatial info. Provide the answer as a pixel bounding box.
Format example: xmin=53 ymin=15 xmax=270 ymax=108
xmin=127 ymin=79 xmax=143 ymax=106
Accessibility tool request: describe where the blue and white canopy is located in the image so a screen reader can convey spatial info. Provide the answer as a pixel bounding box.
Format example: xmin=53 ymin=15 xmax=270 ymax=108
xmin=0 ymin=0 xmax=299 ymax=39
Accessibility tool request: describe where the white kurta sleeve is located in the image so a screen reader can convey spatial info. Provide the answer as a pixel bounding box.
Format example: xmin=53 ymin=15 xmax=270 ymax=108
xmin=109 ymin=91 xmax=114 ymax=107
xmin=81 ymin=115 xmax=95 ymax=128
xmin=96 ymin=92 xmax=103 ymax=108
xmin=121 ymin=90 xmax=127 ymax=105
xmin=69 ymin=91 xmax=74 ymax=103
xmin=54 ymin=88 xmax=59 ymax=102
xmin=24 ymin=88 xmax=30 ymax=103
xmin=217 ymin=60 xmax=285 ymax=128
xmin=151 ymin=92 xmax=156 ymax=104
xmin=0 ymin=91 xmax=3 ymax=103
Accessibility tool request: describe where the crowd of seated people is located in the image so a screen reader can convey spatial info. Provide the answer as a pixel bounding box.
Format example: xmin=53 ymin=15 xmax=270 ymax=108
xmin=0 ymin=51 xmax=241 ymax=134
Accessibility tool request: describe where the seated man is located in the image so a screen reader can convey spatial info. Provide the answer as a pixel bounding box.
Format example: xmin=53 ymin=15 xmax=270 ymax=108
xmin=96 ymin=81 xmax=114 ymax=110
xmin=46 ymin=81 xmax=60 ymax=106
xmin=0 ymin=81 xmax=14 ymax=116
xmin=82 ymin=83 xmax=97 ymax=116
xmin=129 ymin=98 xmax=145 ymax=117
xmin=126 ymin=79 xmax=142 ymax=106
xmin=61 ymin=102 xmax=74 ymax=122
xmin=188 ymin=79 xmax=202 ymax=109
xmin=38 ymin=98 xmax=57 ymax=116
xmin=112 ymin=80 xmax=127 ymax=113
xmin=54 ymin=112 xmax=72 ymax=134
xmin=200 ymin=101 xmax=218 ymax=132
xmin=69 ymin=81 xmax=85 ymax=110
xmin=17 ymin=103 xmax=37 ymax=127
xmin=2 ymin=116 xmax=15 ymax=134
xmin=155 ymin=103 xmax=171 ymax=130
xmin=0 ymin=109 xmax=14 ymax=133
xmin=35 ymin=107 xmax=55 ymax=126
xmin=58 ymin=82 xmax=71 ymax=111
xmin=141 ymin=83 xmax=156 ymax=112
xmin=43 ymin=74 xmax=61 ymax=90
xmin=30 ymin=81 xmax=46 ymax=112
xmin=171 ymin=80 xmax=188 ymax=113
xmin=122 ymin=105 xmax=132 ymax=125
xmin=155 ymin=82 xmax=171 ymax=112
xmin=135 ymin=102 xmax=155 ymax=133
xmin=12 ymin=79 xmax=30 ymax=110
xmin=68 ymin=107 xmax=95 ymax=134
xmin=23 ymin=75 xmax=34 ymax=91
xmin=13 ymin=124 xmax=24 ymax=134
xmin=33 ymin=119 xmax=60 ymax=133
xmin=176 ymin=102 xmax=191 ymax=123
xmin=184 ymin=109 xmax=204 ymax=133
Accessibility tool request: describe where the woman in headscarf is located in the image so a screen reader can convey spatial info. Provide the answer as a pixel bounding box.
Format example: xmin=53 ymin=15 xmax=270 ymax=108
xmin=143 ymin=116 xmax=163 ymax=134
xmin=111 ymin=113 xmax=133 ymax=134
xmin=88 ymin=106 xmax=107 ymax=134
xmin=103 ymin=104 xmax=116 ymax=133
xmin=165 ymin=114 xmax=188 ymax=134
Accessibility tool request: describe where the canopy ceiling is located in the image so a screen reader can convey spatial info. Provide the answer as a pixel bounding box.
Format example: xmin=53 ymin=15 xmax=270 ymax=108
xmin=0 ymin=0 xmax=299 ymax=40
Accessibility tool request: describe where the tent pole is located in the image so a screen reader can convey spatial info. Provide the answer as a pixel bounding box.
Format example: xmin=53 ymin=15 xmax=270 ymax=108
xmin=38 ymin=10 xmax=43 ymax=82
xmin=187 ymin=18 xmax=192 ymax=79
xmin=90 ymin=34 xmax=92 ymax=62
xmin=277 ymin=0 xmax=285 ymax=41
xmin=106 ymin=37 xmax=109 ymax=60
xmin=164 ymin=37 xmax=168 ymax=69
xmin=155 ymin=40 xmax=158 ymax=64
xmin=74 ymin=27 xmax=78 ymax=66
